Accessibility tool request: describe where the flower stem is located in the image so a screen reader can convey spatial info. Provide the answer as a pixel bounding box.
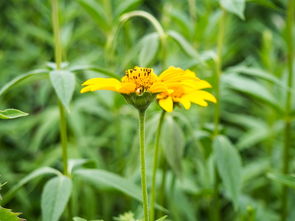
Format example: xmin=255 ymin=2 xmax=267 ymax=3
xmin=51 ymin=0 xmax=62 ymax=70
xmin=58 ymin=100 xmax=69 ymax=176
xmin=212 ymin=9 xmax=226 ymax=221
xmin=51 ymin=0 xmax=69 ymax=176
xmin=138 ymin=110 xmax=149 ymax=221
xmin=213 ymin=9 xmax=226 ymax=136
xmin=150 ymin=110 xmax=166 ymax=220
xmin=281 ymin=0 xmax=294 ymax=220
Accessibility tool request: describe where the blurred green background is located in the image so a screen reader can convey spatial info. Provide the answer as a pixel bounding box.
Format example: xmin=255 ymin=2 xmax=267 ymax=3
xmin=0 ymin=0 xmax=294 ymax=220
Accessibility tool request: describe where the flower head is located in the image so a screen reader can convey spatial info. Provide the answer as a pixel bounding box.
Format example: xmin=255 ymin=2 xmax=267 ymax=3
xmin=80 ymin=66 xmax=216 ymax=112
xmin=81 ymin=66 xmax=166 ymax=95
xmin=156 ymin=67 xmax=216 ymax=112
xmin=81 ymin=66 xmax=167 ymax=111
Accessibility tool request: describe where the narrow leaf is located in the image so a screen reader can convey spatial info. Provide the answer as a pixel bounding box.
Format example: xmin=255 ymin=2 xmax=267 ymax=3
xmin=139 ymin=33 xmax=159 ymax=67
xmin=0 ymin=69 xmax=48 ymax=97
xmin=267 ymin=173 xmax=295 ymax=189
xmin=161 ymin=116 xmax=185 ymax=177
xmin=167 ymin=30 xmax=198 ymax=58
xmin=0 ymin=207 xmax=24 ymax=221
xmin=223 ymin=74 xmax=282 ymax=111
xmin=0 ymin=109 xmax=28 ymax=120
xmin=77 ymin=0 xmax=109 ymax=32
xmin=220 ymin=0 xmax=246 ymax=19
xmin=3 ymin=167 xmax=61 ymax=205
xmin=75 ymin=169 xmax=167 ymax=212
xmin=50 ymin=70 xmax=75 ymax=110
xmin=114 ymin=0 xmax=141 ymax=17
xmin=213 ymin=135 xmax=242 ymax=208
xmin=41 ymin=176 xmax=72 ymax=221
xmin=156 ymin=215 xmax=168 ymax=221
xmin=74 ymin=169 xmax=141 ymax=201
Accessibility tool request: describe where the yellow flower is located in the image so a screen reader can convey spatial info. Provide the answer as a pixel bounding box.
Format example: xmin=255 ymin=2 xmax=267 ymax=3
xmin=156 ymin=67 xmax=216 ymax=112
xmin=81 ymin=66 xmax=168 ymax=111
xmin=81 ymin=66 xmax=167 ymax=95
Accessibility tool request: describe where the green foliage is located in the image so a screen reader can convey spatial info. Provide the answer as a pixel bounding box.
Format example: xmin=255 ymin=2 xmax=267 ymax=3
xmin=0 ymin=0 xmax=294 ymax=220
xmin=161 ymin=115 xmax=185 ymax=177
xmin=41 ymin=176 xmax=72 ymax=221
xmin=49 ymin=70 xmax=76 ymax=110
xmin=73 ymin=217 xmax=103 ymax=221
xmin=0 ymin=109 xmax=28 ymax=120
xmin=220 ymin=0 xmax=246 ymax=19
xmin=213 ymin=135 xmax=242 ymax=208
xmin=74 ymin=169 xmax=142 ymax=202
xmin=0 ymin=207 xmax=24 ymax=221
xmin=268 ymin=173 xmax=295 ymax=189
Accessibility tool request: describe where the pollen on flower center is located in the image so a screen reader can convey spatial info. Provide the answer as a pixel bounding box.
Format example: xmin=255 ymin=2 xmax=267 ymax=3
xmin=122 ymin=66 xmax=157 ymax=94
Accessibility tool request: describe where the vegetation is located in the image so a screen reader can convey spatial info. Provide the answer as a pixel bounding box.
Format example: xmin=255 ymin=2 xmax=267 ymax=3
xmin=0 ymin=0 xmax=294 ymax=220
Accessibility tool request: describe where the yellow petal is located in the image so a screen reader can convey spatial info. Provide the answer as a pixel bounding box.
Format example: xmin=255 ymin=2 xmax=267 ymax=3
xmin=186 ymin=90 xmax=217 ymax=106
xmin=118 ymin=82 xmax=136 ymax=94
xmin=80 ymin=78 xmax=122 ymax=93
xmin=182 ymin=80 xmax=212 ymax=90
xmin=159 ymin=96 xmax=174 ymax=112
xmin=149 ymin=82 xmax=168 ymax=93
xmin=195 ymin=91 xmax=217 ymax=103
xmin=179 ymin=96 xmax=191 ymax=109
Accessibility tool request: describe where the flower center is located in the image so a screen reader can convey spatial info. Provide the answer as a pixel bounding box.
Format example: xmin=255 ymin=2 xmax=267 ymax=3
xmin=123 ymin=66 xmax=157 ymax=94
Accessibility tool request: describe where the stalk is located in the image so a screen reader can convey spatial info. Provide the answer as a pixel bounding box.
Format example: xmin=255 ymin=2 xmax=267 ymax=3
xmin=150 ymin=111 xmax=166 ymax=220
xmin=138 ymin=110 xmax=149 ymax=221
xmin=281 ymin=0 xmax=294 ymax=220
xmin=212 ymin=9 xmax=226 ymax=221
xmin=51 ymin=0 xmax=69 ymax=176
xmin=213 ymin=9 xmax=226 ymax=136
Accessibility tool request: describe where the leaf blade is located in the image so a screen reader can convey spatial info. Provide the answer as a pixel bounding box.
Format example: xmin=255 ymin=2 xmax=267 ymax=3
xmin=0 ymin=109 xmax=29 ymax=120
xmin=49 ymin=70 xmax=75 ymax=110
xmin=41 ymin=176 xmax=72 ymax=221
xmin=213 ymin=135 xmax=242 ymax=208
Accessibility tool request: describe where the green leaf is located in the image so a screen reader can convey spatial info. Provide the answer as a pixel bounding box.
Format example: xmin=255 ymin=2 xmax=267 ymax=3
xmin=139 ymin=33 xmax=160 ymax=67
xmin=114 ymin=0 xmax=141 ymax=18
xmin=161 ymin=116 xmax=185 ymax=176
xmin=167 ymin=30 xmax=198 ymax=58
xmin=0 ymin=69 xmax=48 ymax=97
xmin=267 ymin=173 xmax=295 ymax=189
xmin=223 ymin=74 xmax=282 ymax=111
xmin=75 ymin=169 xmax=167 ymax=211
xmin=156 ymin=215 xmax=168 ymax=221
xmin=41 ymin=176 xmax=72 ymax=221
xmin=226 ymin=66 xmax=282 ymax=87
xmin=69 ymin=65 xmax=119 ymax=78
xmin=73 ymin=217 xmax=103 ymax=221
xmin=68 ymin=159 xmax=90 ymax=175
xmin=0 ymin=207 xmax=24 ymax=221
xmin=73 ymin=218 xmax=87 ymax=221
xmin=0 ymin=109 xmax=28 ymax=120
xmin=77 ymin=0 xmax=110 ymax=32
xmin=74 ymin=169 xmax=141 ymax=201
xmin=49 ymin=70 xmax=76 ymax=110
xmin=2 ymin=167 xmax=61 ymax=205
xmin=220 ymin=0 xmax=246 ymax=19
xmin=247 ymin=0 xmax=281 ymax=10
xmin=213 ymin=135 xmax=242 ymax=208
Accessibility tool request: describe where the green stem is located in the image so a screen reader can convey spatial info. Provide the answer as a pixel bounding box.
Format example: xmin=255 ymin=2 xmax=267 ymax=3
xmin=213 ymin=9 xmax=226 ymax=137
xmin=212 ymin=9 xmax=226 ymax=221
xmin=281 ymin=0 xmax=294 ymax=220
xmin=150 ymin=111 xmax=166 ymax=221
xmin=139 ymin=110 xmax=149 ymax=221
xmin=51 ymin=0 xmax=62 ymax=70
xmin=58 ymin=101 xmax=69 ymax=176
xmin=51 ymin=0 xmax=69 ymax=176
xmin=159 ymin=160 xmax=167 ymax=218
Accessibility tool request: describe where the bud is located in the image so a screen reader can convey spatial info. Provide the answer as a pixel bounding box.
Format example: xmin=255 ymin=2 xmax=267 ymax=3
xmin=123 ymin=92 xmax=156 ymax=112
